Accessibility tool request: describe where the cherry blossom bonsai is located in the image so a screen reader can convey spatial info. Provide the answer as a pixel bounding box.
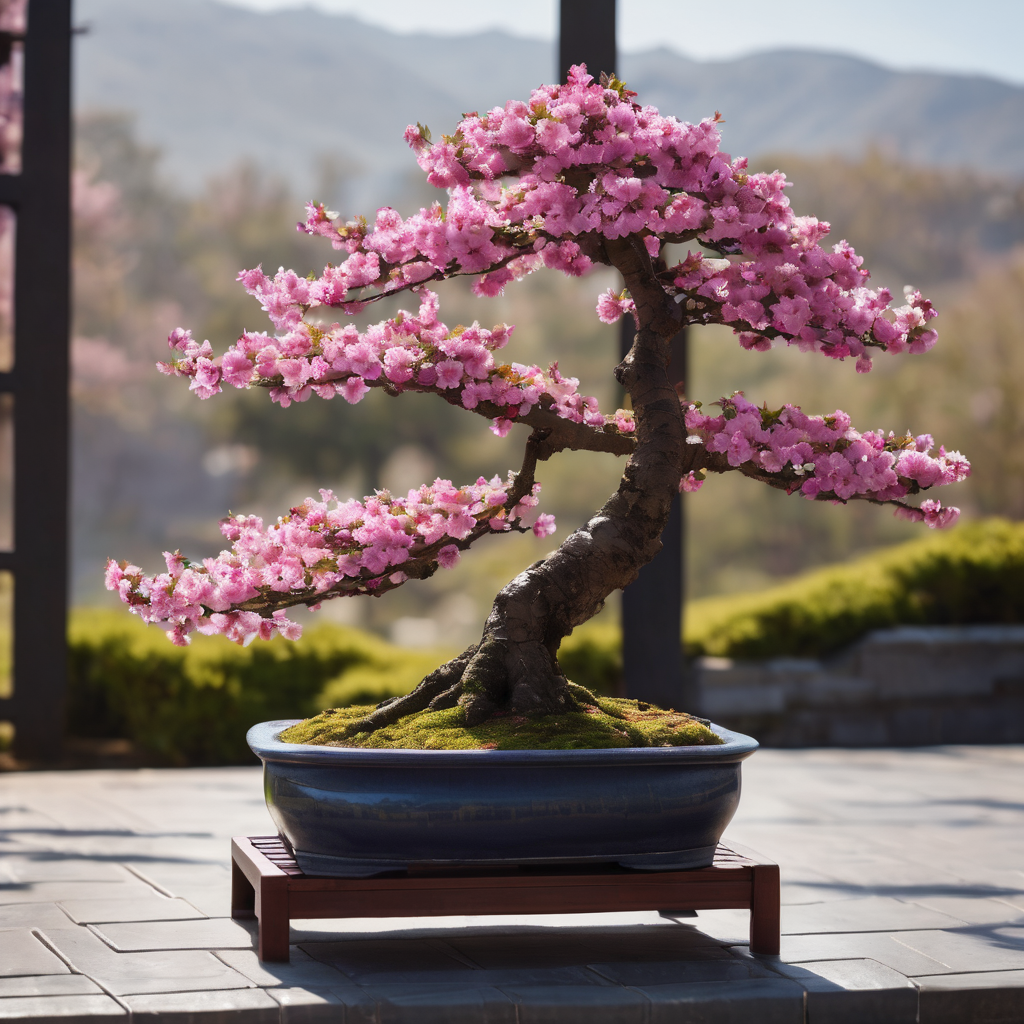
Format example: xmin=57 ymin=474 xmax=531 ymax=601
xmin=108 ymin=67 xmax=967 ymax=746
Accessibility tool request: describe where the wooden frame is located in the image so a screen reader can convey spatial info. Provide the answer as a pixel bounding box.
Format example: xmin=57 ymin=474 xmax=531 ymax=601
xmin=231 ymin=835 xmax=780 ymax=962
xmin=0 ymin=0 xmax=73 ymax=760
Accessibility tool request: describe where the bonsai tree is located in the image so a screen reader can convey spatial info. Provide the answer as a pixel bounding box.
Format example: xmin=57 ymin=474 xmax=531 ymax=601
xmin=109 ymin=67 xmax=967 ymax=736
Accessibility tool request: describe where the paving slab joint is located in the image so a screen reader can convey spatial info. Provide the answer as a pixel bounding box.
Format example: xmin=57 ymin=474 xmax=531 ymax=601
xmin=122 ymin=864 xmax=177 ymax=898
xmin=28 ymin=926 xmax=136 ymax=1018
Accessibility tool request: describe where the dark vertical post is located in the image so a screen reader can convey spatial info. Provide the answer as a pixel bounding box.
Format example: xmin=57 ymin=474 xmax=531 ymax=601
xmin=558 ymin=0 xmax=616 ymax=82
xmin=559 ymin=0 xmax=694 ymax=711
xmin=8 ymin=1 xmax=72 ymax=758
xmin=619 ymin=322 xmax=694 ymax=710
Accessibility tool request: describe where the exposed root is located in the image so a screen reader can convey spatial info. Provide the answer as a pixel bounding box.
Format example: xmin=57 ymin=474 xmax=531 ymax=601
xmin=342 ymin=627 xmax=580 ymax=736
xmin=351 ymin=645 xmax=478 ymax=733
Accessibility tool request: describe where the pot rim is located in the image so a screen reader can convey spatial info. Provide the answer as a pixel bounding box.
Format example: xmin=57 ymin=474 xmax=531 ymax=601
xmin=247 ymin=719 xmax=758 ymax=767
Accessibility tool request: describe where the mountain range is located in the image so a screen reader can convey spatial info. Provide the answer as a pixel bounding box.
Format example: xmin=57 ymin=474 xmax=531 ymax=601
xmin=74 ymin=0 xmax=1024 ymax=203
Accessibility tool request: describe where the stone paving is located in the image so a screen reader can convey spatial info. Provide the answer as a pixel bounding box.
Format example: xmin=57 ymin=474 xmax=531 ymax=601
xmin=1 ymin=745 xmax=1022 ymax=1023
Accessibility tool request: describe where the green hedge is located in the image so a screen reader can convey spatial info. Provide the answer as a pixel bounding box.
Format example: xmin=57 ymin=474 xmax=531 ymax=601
xmin=60 ymin=519 xmax=1024 ymax=763
xmin=684 ymin=518 xmax=1024 ymax=660
xmin=66 ymin=609 xmax=452 ymax=765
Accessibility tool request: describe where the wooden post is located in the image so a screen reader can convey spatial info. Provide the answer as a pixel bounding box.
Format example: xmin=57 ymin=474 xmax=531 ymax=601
xmin=558 ymin=0 xmax=615 ymax=82
xmin=231 ymin=838 xmax=291 ymax=962
xmin=620 ymin=322 xmax=694 ymax=710
xmin=0 ymin=1 xmax=73 ymax=760
xmin=256 ymin=871 xmax=290 ymax=962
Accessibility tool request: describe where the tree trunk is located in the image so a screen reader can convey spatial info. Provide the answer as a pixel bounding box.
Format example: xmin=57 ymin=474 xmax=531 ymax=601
xmin=354 ymin=239 xmax=697 ymax=730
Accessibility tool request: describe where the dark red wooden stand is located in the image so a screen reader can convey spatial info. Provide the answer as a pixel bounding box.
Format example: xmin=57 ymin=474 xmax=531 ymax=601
xmin=231 ymin=835 xmax=780 ymax=962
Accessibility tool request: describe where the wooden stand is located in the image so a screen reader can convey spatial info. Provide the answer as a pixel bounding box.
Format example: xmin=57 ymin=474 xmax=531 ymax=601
xmin=231 ymin=835 xmax=780 ymax=962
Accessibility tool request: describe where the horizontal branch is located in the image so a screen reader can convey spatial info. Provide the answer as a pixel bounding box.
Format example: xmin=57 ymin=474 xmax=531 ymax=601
xmin=689 ymin=393 xmax=966 ymax=529
xmin=250 ymin=374 xmax=638 ymax=458
xmin=108 ymin=442 xmax=560 ymax=645
xmin=231 ymin=434 xmax=546 ymax=615
xmin=702 ymin=449 xmax=944 ymax=517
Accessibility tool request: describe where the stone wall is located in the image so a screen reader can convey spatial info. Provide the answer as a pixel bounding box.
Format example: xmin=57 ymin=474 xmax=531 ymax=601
xmin=697 ymin=625 xmax=1024 ymax=746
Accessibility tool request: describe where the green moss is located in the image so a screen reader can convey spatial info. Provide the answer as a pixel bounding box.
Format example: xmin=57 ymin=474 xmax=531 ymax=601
xmin=280 ymin=685 xmax=721 ymax=750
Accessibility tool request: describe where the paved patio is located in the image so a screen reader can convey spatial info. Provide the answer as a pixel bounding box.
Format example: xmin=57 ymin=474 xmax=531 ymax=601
xmin=1 ymin=745 xmax=1022 ymax=1023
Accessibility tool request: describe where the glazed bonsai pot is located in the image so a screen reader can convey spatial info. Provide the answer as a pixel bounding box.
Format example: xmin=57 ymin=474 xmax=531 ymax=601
xmin=247 ymin=719 xmax=759 ymax=877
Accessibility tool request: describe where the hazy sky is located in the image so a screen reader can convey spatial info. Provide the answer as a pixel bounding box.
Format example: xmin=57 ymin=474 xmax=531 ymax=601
xmin=222 ymin=0 xmax=1024 ymax=87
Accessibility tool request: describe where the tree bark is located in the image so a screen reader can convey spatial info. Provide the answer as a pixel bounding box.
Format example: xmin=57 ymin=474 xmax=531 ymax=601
xmin=351 ymin=237 xmax=704 ymax=731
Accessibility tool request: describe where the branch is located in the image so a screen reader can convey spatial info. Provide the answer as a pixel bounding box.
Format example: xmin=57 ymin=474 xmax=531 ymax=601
xmin=236 ymin=438 xmax=548 ymax=615
xmin=106 ymin=459 xmax=560 ymax=646
xmin=163 ymin=297 xmax=641 ymax=458
xmin=516 ymin=406 xmax=635 ymax=458
xmin=685 ymin=394 xmax=967 ymax=528
xmin=328 ymin=246 xmax=531 ymax=312
xmin=238 ymin=371 xmax=638 ymax=456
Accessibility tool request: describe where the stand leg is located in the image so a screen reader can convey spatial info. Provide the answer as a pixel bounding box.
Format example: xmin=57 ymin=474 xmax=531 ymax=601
xmin=230 ymin=856 xmax=255 ymax=920
xmin=749 ymin=862 xmax=780 ymax=955
xmin=257 ymin=875 xmax=290 ymax=962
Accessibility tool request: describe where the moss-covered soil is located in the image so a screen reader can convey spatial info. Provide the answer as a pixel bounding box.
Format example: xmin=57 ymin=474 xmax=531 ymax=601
xmin=280 ymin=684 xmax=722 ymax=750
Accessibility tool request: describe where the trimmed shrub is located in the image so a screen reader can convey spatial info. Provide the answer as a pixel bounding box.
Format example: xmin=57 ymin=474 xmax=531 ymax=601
xmin=67 ymin=608 xmax=453 ymax=764
xmin=557 ymin=623 xmax=622 ymax=696
xmin=685 ymin=518 xmax=1024 ymax=660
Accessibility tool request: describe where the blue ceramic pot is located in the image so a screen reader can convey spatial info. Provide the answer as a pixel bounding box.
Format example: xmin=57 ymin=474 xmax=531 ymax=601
xmin=247 ymin=720 xmax=758 ymax=877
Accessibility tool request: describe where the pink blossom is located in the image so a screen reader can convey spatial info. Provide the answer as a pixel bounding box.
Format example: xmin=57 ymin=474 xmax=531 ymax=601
xmin=613 ymin=409 xmax=635 ymax=433
xmin=894 ymin=505 xmax=926 ymax=523
xmin=596 ymin=288 xmax=636 ymax=325
xmin=435 ymin=359 xmax=464 ymax=389
xmin=278 ymin=358 xmax=312 ymax=388
xmin=896 ymin=450 xmax=943 ymax=488
xmin=532 ymin=513 xmax=557 ymax=538
xmin=168 ymin=327 xmax=192 ymax=351
xmin=686 ymin=393 xmax=968 ymax=519
xmin=221 ymin=349 xmax=254 ymax=387
xmin=104 ymin=559 xmax=124 ymax=590
xmin=437 ymin=544 xmax=461 ymax=569
xmin=112 ymin=472 xmax=554 ymax=643
xmin=383 ymin=346 xmax=419 ymax=384
xmin=340 ymin=378 xmax=369 ymax=404
xmin=939 ymin=450 xmax=970 ymax=484
xmin=920 ymin=500 xmax=960 ymax=528
xmin=445 ymin=510 xmax=477 ymax=540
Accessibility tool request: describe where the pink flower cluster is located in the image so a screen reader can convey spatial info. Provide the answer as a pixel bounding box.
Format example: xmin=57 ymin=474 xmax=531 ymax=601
xmin=287 ymin=65 xmax=938 ymax=371
xmin=685 ymin=393 xmax=968 ymax=526
xmin=670 ymin=250 xmax=937 ymax=372
xmin=108 ymin=475 xmax=554 ymax=646
xmin=158 ymin=290 xmax=636 ymax=437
